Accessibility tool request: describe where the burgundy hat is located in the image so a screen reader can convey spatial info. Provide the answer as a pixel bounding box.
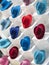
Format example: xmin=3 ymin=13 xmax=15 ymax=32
xmin=34 ymin=24 xmax=45 ymax=39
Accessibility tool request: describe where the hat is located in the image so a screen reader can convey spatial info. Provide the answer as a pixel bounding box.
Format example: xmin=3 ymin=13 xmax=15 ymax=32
xmin=20 ymin=36 xmax=30 ymax=51
xmin=34 ymin=50 xmax=46 ymax=64
xmin=11 ymin=5 xmax=21 ymax=18
xmin=1 ymin=18 xmax=11 ymax=30
xmin=0 ymin=38 xmax=11 ymax=48
xmin=10 ymin=26 xmax=19 ymax=39
xmin=0 ymin=0 xmax=12 ymax=11
xmin=36 ymin=2 xmax=46 ymax=14
xmin=34 ymin=24 xmax=45 ymax=39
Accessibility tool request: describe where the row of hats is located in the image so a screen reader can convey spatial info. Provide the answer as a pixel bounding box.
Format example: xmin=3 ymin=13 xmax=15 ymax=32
xmin=1 ymin=21 xmax=45 ymax=39
xmin=0 ymin=21 xmax=45 ymax=50
xmin=0 ymin=14 xmax=32 ymax=30
xmin=0 ymin=48 xmax=46 ymax=65
xmin=0 ymin=22 xmax=45 ymax=49
xmin=0 ymin=14 xmax=45 ymax=39
xmin=0 ymin=0 xmax=47 ymax=15
xmin=0 ymin=0 xmax=47 ymax=31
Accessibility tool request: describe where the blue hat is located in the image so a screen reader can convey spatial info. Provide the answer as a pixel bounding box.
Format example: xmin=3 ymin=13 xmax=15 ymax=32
xmin=36 ymin=2 xmax=46 ymax=14
xmin=1 ymin=18 xmax=11 ymax=30
xmin=34 ymin=50 xmax=46 ymax=64
xmin=0 ymin=38 xmax=11 ymax=48
xmin=11 ymin=5 xmax=21 ymax=18
xmin=0 ymin=0 xmax=12 ymax=11
xmin=20 ymin=36 xmax=30 ymax=51
xmin=10 ymin=26 xmax=19 ymax=39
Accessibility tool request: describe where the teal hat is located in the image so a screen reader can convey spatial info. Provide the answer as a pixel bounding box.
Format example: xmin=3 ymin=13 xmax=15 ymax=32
xmin=0 ymin=38 xmax=11 ymax=48
xmin=34 ymin=50 xmax=46 ymax=64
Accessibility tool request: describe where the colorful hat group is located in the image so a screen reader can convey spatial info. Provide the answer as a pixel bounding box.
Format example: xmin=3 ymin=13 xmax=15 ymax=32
xmin=0 ymin=0 xmax=48 ymax=65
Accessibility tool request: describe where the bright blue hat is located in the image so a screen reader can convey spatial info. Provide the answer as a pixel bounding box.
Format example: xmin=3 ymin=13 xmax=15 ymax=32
xmin=10 ymin=26 xmax=19 ymax=39
xmin=36 ymin=2 xmax=46 ymax=14
xmin=0 ymin=0 xmax=12 ymax=11
xmin=1 ymin=18 xmax=11 ymax=30
xmin=20 ymin=36 xmax=30 ymax=51
xmin=11 ymin=5 xmax=21 ymax=18
xmin=0 ymin=38 xmax=11 ymax=48
xmin=34 ymin=50 xmax=46 ymax=64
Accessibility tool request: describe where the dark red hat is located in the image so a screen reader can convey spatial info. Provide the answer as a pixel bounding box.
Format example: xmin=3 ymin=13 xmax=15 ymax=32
xmin=34 ymin=24 xmax=45 ymax=39
xmin=9 ymin=46 xmax=19 ymax=59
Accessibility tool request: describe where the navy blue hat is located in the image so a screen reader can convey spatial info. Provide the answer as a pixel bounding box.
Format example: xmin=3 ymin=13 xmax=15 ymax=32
xmin=34 ymin=50 xmax=46 ymax=64
xmin=0 ymin=38 xmax=11 ymax=48
xmin=1 ymin=18 xmax=11 ymax=30
xmin=36 ymin=2 xmax=46 ymax=14
xmin=0 ymin=0 xmax=12 ymax=11
xmin=10 ymin=26 xmax=19 ymax=39
xmin=20 ymin=36 xmax=30 ymax=51
xmin=11 ymin=5 xmax=21 ymax=18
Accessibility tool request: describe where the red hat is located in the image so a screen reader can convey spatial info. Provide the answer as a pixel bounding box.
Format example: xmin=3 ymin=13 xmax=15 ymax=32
xmin=22 ymin=14 xmax=32 ymax=28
